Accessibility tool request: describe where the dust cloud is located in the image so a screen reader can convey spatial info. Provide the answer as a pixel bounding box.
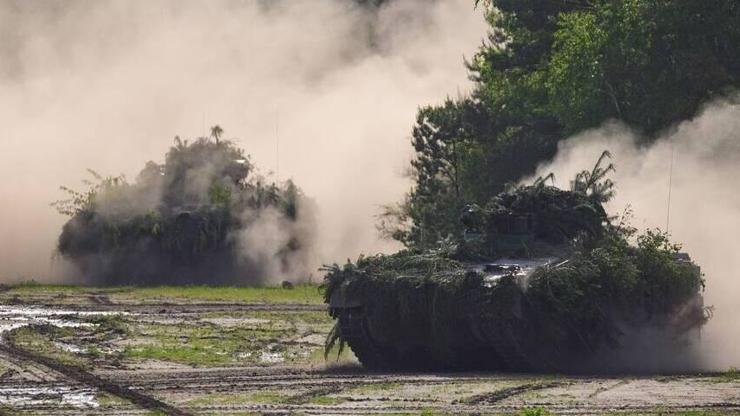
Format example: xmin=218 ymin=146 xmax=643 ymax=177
xmin=0 ymin=0 xmax=486 ymax=282
xmin=530 ymin=96 xmax=740 ymax=371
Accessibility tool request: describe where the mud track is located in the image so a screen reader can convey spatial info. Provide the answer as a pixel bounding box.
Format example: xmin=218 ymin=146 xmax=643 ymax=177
xmin=461 ymin=381 xmax=565 ymax=404
xmin=0 ymin=298 xmax=738 ymax=414
xmin=11 ymin=301 xmax=326 ymax=314
xmin=0 ymin=334 xmax=192 ymax=416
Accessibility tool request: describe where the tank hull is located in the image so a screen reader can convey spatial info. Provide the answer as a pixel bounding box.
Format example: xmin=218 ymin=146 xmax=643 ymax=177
xmin=326 ymin=256 xmax=705 ymax=372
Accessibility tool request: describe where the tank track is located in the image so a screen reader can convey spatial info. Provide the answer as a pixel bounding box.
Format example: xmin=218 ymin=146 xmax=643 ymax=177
xmin=335 ymin=307 xmax=394 ymax=370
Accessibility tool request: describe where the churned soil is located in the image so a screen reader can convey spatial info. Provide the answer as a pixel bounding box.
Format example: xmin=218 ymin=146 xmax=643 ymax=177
xmin=0 ymin=285 xmax=737 ymax=415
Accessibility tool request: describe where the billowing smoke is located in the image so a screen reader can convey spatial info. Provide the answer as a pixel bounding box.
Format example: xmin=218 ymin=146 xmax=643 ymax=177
xmin=54 ymin=136 xmax=318 ymax=285
xmin=236 ymin=205 xmax=317 ymax=283
xmin=0 ymin=0 xmax=486 ymax=282
xmin=530 ymin=96 xmax=740 ymax=371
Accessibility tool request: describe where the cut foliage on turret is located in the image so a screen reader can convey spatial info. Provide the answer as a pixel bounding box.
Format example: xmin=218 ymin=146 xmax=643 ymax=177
xmin=53 ymin=127 xmax=316 ymax=285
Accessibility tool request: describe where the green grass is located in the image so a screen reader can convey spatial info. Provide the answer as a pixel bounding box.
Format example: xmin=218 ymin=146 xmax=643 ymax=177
xmin=125 ymin=343 xmax=229 ymax=366
xmin=715 ymin=367 xmax=740 ymax=382
xmin=117 ymin=284 xmax=322 ymax=303
xmin=1 ymin=283 xmax=337 ymax=370
xmin=3 ymin=283 xmax=324 ymax=304
xmin=2 ymin=299 xmax=333 ymax=369
xmin=84 ymin=314 xmax=131 ymax=336
xmin=698 ymin=368 xmax=740 ymax=384
xmin=122 ymin=310 xmax=330 ymax=367
xmin=3 ymin=282 xmax=90 ymax=294
xmin=123 ymin=323 xmax=287 ymax=366
xmin=519 ymin=408 xmax=552 ymax=416
xmin=309 ymin=395 xmax=346 ymax=405
xmin=7 ymin=326 xmax=87 ymax=367
xmin=186 ymin=391 xmax=290 ymax=406
xmin=419 ymin=410 xmax=452 ymax=416
xmin=96 ymin=393 xmax=131 ymax=407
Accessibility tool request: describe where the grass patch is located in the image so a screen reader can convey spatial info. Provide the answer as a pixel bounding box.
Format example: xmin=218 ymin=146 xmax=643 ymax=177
xmin=89 ymin=314 xmax=130 ymax=334
xmin=2 ymin=282 xmax=90 ymax=294
xmin=7 ymin=325 xmax=87 ymax=367
xmin=1 ymin=285 xmax=332 ymax=369
xmin=419 ymin=409 xmax=453 ymax=416
xmin=519 ymin=408 xmax=552 ymax=416
xmin=96 ymin=393 xmax=131 ymax=407
xmin=698 ymin=368 xmax=740 ymax=384
xmin=123 ymin=324 xmax=271 ymax=366
xmin=111 ymin=284 xmax=323 ymax=304
xmin=125 ymin=343 xmax=229 ymax=366
xmin=714 ymin=367 xmax=740 ymax=383
xmin=186 ymin=392 xmax=274 ymax=406
xmin=122 ymin=316 xmax=323 ymax=366
xmin=309 ymin=395 xmax=346 ymax=405
xmin=2 ymin=283 xmax=324 ymax=304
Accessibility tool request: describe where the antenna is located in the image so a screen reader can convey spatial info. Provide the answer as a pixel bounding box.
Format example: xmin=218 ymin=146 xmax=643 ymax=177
xmin=666 ymin=142 xmax=675 ymax=232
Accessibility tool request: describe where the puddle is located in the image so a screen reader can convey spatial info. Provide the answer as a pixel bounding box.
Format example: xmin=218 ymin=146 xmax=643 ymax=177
xmin=0 ymin=305 xmax=126 ymax=409
xmin=0 ymin=306 xmax=123 ymax=335
xmin=53 ymin=341 xmax=86 ymax=354
xmin=202 ymin=317 xmax=270 ymax=327
xmin=260 ymin=351 xmax=285 ymax=364
xmin=0 ymin=385 xmax=99 ymax=408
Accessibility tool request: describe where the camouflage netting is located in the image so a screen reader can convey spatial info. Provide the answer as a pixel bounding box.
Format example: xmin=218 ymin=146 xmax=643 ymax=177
xmin=54 ymin=128 xmax=315 ymax=285
xmin=322 ymin=161 xmax=708 ymax=371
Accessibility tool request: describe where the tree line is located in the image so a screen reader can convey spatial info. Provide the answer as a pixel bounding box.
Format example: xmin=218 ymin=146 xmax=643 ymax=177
xmin=385 ymin=0 xmax=740 ymax=248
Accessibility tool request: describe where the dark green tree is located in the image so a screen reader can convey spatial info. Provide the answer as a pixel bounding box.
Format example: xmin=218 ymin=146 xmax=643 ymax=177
xmin=394 ymin=0 xmax=740 ymax=249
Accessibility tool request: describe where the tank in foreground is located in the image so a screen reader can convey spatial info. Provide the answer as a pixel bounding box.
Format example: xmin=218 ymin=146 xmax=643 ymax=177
xmin=323 ymin=183 xmax=707 ymax=372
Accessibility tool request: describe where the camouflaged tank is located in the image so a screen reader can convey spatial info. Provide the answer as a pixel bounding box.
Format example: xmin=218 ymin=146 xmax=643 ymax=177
xmin=323 ymin=184 xmax=707 ymax=371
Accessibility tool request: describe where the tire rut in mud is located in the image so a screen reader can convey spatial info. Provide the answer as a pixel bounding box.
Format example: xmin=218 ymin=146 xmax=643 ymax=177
xmin=460 ymin=381 xmax=564 ymax=405
xmin=112 ymin=368 xmax=466 ymax=391
xmin=0 ymin=336 xmax=192 ymax=416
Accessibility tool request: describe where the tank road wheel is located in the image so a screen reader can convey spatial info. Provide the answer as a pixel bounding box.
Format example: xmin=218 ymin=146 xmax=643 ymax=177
xmin=335 ymin=307 xmax=393 ymax=370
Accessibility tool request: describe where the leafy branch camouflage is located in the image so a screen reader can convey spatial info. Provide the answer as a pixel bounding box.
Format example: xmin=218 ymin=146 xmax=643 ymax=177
xmin=323 ymin=162 xmax=707 ymax=371
xmin=53 ymin=127 xmax=311 ymax=285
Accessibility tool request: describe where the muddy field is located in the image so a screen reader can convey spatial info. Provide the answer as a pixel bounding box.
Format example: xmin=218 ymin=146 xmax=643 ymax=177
xmin=0 ymin=285 xmax=737 ymax=415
